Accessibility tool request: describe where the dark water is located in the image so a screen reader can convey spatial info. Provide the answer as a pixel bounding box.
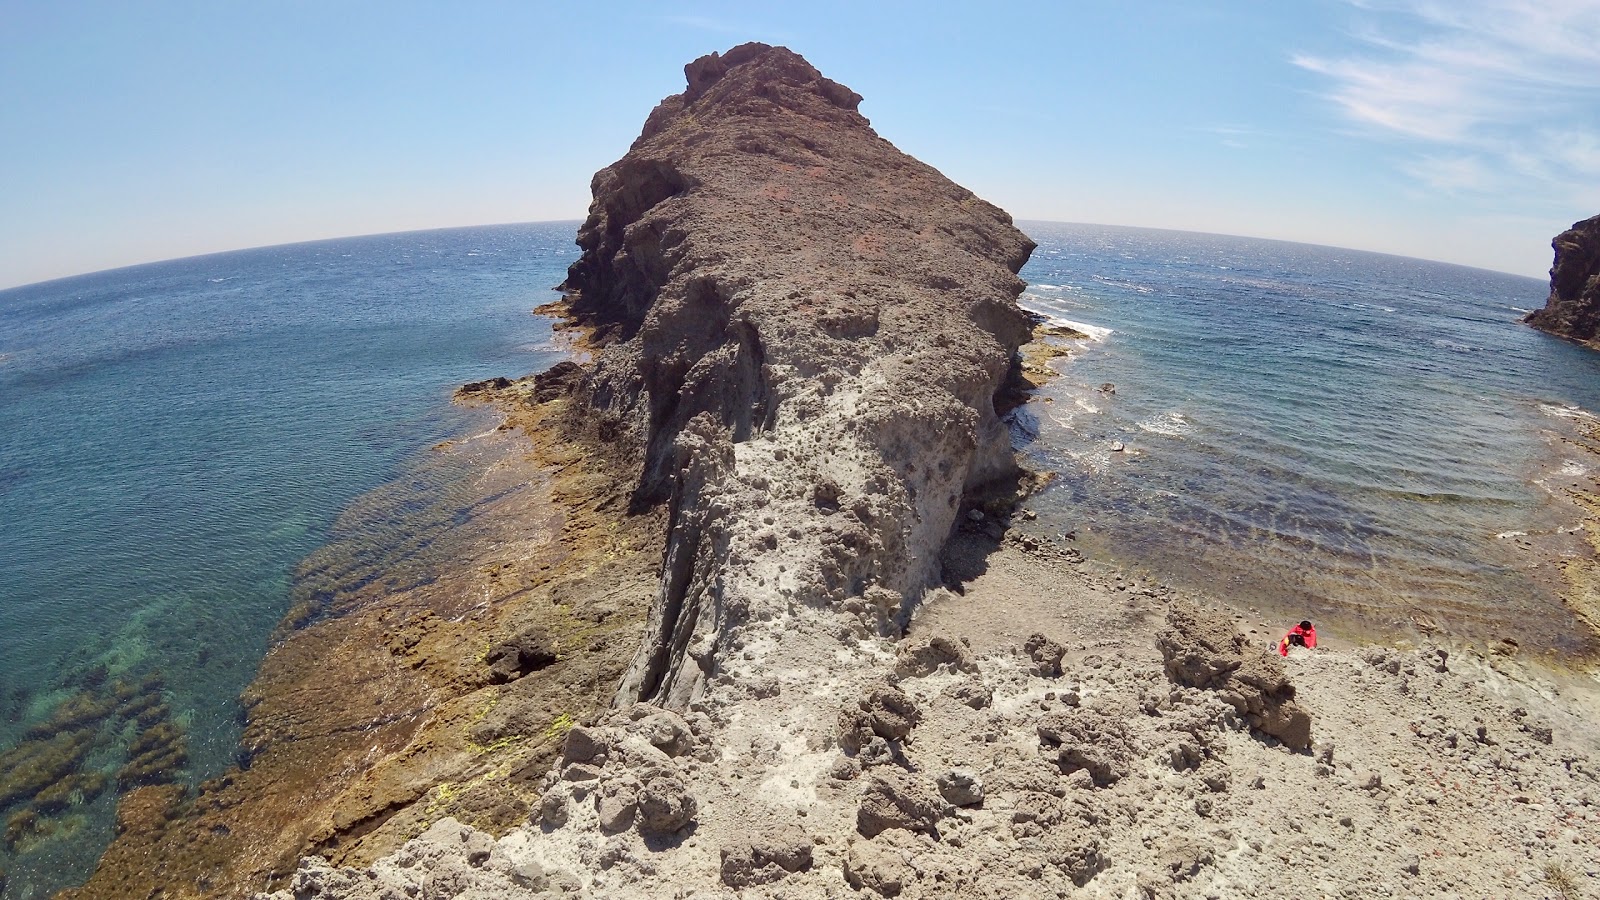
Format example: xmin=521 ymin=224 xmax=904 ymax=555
xmin=1013 ymin=222 xmax=1600 ymax=651
xmin=0 ymin=222 xmax=577 ymax=898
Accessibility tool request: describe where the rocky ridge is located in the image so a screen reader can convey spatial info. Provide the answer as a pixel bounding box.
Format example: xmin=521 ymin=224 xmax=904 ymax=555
xmin=1526 ymin=214 xmax=1600 ymax=349
xmin=553 ymin=42 xmax=1037 ymax=710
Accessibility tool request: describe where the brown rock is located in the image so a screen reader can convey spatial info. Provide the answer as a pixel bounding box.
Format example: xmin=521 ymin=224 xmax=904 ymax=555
xmin=856 ymin=770 xmax=946 ymax=838
xmin=1525 ymin=213 xmax=1600 ymax=349
xmin=839 ymin=684 xmax=921 ymax=752
xmin=1036 ymin=707 xmax=1137 ymax=786
xmin=635 ymin=775 xmax=697 ymax=834
xmin=484 ymin=626 xmax=557 ymax=684
xmin=1156 ymin=603 xmax=1313 ymax=751
xmin=1024 ymin=632 xmax=1066 ymax=677
xmin=844 ymin=838 xmax=911 ymax=897
xmin=719 ymin=821 xmax=814 ymax=887
xmin=894 ymin=634 xmax=978 ymax=678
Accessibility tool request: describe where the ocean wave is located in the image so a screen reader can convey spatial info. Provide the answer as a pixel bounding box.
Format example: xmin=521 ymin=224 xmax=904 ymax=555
xmin=1091 ymin=275 xmax=1153 ymax=294
xmin=1538 ymin=403 xmax=1597 ymax=421
xmin=1137 ymin=410 xmax=1192 ymax=437
xmin=1046 ymin=316 xmax=1112 ymax=341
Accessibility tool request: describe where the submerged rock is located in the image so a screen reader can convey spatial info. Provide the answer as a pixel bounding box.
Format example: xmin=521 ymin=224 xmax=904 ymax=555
xmin=1525 ymin=213 xmax=1600 ymax=349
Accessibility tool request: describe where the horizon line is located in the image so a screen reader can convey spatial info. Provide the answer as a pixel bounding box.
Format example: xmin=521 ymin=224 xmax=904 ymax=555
xmin=0 ymin=217 xmax=1549 ymax=295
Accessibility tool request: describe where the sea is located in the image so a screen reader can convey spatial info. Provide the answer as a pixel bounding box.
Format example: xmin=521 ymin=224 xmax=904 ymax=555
xmin=0 ymin=220 xmax=1597 ymax=896
xmin=1013 ymin=222 xmax=1600 ymax=654
xmin=0 ymin=223 xmax=577 ymax=898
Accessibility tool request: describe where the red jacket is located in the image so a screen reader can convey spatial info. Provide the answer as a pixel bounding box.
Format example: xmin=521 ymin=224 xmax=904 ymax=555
xmin=1278 ymin=624 xmax=1317 ymax=656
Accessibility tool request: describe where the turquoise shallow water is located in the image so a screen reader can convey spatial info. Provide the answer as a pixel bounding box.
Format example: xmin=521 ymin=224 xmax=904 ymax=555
xmin=0 ymin=222 xmax=577 ymax=897
xmin=1012 ymin=222 xmax=1600 ymax=653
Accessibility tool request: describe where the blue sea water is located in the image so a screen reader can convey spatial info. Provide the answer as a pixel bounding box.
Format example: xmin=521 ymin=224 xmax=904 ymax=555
xmin=1013 ymin=222 xmax=1600 ymax=653
xmin=0 ymin=222 xmax=577 ymax=897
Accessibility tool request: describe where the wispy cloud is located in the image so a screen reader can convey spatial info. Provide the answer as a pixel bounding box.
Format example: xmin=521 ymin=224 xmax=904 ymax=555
xmin=1294 ymin=0 xmax=1600 ymax=203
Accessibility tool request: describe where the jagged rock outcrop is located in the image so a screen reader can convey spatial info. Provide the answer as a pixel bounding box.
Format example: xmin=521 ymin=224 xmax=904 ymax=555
xmin=555 ymin=42 xmax=1035 ymax=709
xmin=1525 ymin=214 xmax=1600 ymax=349
xmin=1157 ymin=603 xmax=1313 ymax=751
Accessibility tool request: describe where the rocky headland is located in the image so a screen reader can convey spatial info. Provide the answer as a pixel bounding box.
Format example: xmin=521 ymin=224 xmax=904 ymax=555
xmin=253 ymin=44 xmax=1600 ymax=900
xmin=1526 ymin=214 xmax=1600 ymax=350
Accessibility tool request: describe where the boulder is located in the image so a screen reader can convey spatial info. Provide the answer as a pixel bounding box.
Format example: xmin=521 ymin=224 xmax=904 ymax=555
xmin=857 ymin=770 xmax=946 ymax=838
xmin=894 ymin=634 xmax=978 ymax=678
xmin=1024 ymin=633 xmax=1066 ymax=677
xmin=719 ymin=822 xmax=813 ymax=887
xmin=839 ymin=684 xmax=920 ymax=752
xmin=1156 ymin=603 xmax=1313 ymax=751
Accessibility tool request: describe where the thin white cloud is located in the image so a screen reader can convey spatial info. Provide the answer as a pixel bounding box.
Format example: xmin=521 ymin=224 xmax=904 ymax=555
xmin=1401 ymin=154 xmax=1494 ymax=192
xmin=1295 ymin=0 xmax=1600 ymax=202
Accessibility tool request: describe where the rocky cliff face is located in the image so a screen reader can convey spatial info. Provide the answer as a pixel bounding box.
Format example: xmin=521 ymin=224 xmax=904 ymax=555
xmin=1525 ymin=214 xmax=1600 ymax=349
xmin=557 ymin=43 xmax=1036 ymax=709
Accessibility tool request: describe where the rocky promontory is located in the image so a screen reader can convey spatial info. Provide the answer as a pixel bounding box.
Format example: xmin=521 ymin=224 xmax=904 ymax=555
xmin=1526 ymin=214 xmax=1600 ymax=349
xmin=556 ymin=41 xmax=1037 ymax=710
xmin=259 ymin=45 xmax=1600 ymax=900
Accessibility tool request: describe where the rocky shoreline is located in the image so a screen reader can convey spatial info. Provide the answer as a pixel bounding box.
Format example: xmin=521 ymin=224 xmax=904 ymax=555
xmin=49 ymin=42 xmax=1600 ymax=900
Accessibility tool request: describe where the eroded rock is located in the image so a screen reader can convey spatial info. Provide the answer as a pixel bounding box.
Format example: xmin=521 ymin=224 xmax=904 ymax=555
xmin=719 ymin=821 xmax=814 ymax=887
xmin=857 ymin=770 xmax=946 ymax=838
xmin=1156 ymin=603 xmax=1313 ymax=751
xmin=840 ymin=684 xmax=921 ymax=752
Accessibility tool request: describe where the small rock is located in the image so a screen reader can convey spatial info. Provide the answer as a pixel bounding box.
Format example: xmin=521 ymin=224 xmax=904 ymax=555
xmin=1024 ymin=633 xmax=1066 ymax=677
xmin=857 ymin=771 xmax=946 ymax=837
xmin=637 ymin=775 xmax=697 ymax=834
xmin=936 ymin=768 xmax=984 ymax=807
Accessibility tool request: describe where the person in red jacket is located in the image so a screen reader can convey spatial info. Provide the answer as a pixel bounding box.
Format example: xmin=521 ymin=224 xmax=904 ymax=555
xmin=1278 ymin=620 xmax=1317 ymax=656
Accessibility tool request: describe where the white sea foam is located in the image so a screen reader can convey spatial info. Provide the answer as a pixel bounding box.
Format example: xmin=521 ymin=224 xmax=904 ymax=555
xmin=1495 ymin=531 xmax=1528 ymax=539
xmin=1539 ymin=403 xmax=1598 ymax=422
xmin=1033 ymin=284 xmax=1063 ymax=291
xmin=1560 ymin=460 xmax=1588 ymax=478
xmin=1137 ymin=410 xmax=1192 ymax=437
xmin=1054 ymin=317 xmax=1112 ymax=341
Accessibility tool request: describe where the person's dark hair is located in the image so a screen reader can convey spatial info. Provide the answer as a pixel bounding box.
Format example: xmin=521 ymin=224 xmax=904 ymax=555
xmin=1300 ymin=620 xmax=1313 ymax=630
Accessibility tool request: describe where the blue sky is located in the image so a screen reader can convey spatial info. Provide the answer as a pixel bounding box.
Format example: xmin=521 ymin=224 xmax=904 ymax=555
xmin=2 ymin=0 xmax=1596 ymax=289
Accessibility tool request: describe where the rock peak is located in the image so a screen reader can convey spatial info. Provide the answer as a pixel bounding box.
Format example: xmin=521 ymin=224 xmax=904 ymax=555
xmin=634 ymin=43 xmax=867 ymax=145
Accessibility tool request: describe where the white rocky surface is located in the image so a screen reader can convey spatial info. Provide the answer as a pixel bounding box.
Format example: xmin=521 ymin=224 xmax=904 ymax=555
xmin=261 ymin=531 xmax=1600 ymax=899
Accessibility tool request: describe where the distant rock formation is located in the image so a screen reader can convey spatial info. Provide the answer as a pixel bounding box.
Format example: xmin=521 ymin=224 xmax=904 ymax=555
xmin=1525 ymin=214 xmax=1600 ymax=349
xmin=555 ymin=42 xmax=1036 ymax=709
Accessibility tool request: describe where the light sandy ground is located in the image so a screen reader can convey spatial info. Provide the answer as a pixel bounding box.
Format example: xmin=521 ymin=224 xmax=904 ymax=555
xmin=263 ymin=521 xmax=1600 ymax=900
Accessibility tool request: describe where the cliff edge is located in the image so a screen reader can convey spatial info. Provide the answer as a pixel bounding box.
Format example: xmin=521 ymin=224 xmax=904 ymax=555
xmin=557 ymin=42 xmax=1036 ymax=709
xmin=1526 ymin=214 xmax=1600 ymax=349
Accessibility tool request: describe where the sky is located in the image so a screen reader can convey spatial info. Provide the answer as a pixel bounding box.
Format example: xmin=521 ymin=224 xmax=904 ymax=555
xmin=2 ymin=0 xmax=1597 ymax=289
